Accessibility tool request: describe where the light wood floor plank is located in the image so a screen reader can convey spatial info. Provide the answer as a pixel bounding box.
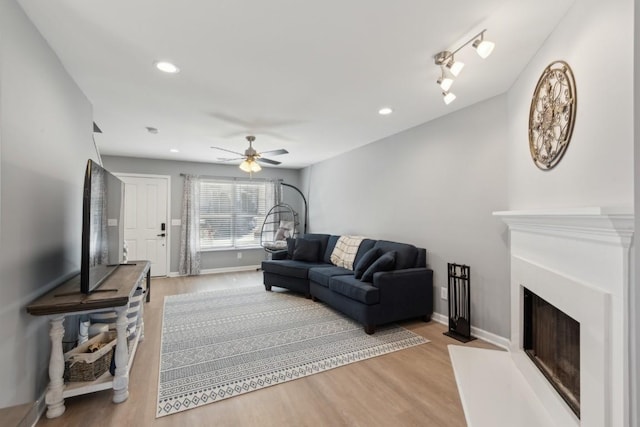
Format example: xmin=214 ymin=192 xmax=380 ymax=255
xmin=36 ymin=271 xmax=498 ymax=427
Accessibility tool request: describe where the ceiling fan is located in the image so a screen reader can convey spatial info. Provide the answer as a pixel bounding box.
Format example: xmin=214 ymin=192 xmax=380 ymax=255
xmin=211 ymin=135 xmax=289 ymax=173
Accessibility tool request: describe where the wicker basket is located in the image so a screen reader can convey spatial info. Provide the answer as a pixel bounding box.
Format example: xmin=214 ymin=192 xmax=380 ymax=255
xmin=64 ymin=331 xmax=116 ymax=382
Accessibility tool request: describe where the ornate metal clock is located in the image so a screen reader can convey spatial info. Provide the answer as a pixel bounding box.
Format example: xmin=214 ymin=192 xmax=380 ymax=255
xmin=528 ymin=60 xmax=577 ymax=170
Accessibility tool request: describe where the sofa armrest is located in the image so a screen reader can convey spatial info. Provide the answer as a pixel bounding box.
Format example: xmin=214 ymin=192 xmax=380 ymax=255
xmin=270 ymin=250 xmax=289 ymax=260
xmin=372 ymin=268 xmax=434 ymax=318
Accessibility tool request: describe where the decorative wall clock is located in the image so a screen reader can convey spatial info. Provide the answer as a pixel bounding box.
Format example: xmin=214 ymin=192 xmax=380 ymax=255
xmin=528 ymin=60 xmax=577 ymax=170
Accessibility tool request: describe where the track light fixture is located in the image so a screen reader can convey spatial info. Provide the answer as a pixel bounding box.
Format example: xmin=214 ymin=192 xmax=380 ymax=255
xmin=443 ymin=91 xmax=456 ymax=105
xmin=446 ymin=57 xmax=465 ymax=77
xmin=472 ymin=32 xmax=495 ymax=59
xmin=437 ymin=66 xmax=454 ymax=91
xmin=437 ymin=76 xmax=453 ymax=92
xmin=433 ymin=29 xmax=494 ymax=105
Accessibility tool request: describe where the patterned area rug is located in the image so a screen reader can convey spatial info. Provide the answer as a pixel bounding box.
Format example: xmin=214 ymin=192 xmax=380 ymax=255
xmin=157 ymin=286 xmax=429 ymax=417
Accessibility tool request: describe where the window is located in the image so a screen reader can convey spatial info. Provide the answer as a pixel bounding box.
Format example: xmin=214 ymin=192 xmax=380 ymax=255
xmin=199 ymin=178 xmax=275 ymax=249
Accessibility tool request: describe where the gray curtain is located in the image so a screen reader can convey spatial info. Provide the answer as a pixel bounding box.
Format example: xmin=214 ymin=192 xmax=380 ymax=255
xmin=179 ymin=174 xmax=201 ymax=275
xmin=274 ymin=179 xmax=283 ymax=207
xmin=271 ymin=179 xmax=283 ymax=226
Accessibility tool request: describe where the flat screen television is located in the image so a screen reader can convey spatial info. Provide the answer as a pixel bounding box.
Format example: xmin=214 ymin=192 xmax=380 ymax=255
xmin=81 ymin=159 xmax=125 ymax=294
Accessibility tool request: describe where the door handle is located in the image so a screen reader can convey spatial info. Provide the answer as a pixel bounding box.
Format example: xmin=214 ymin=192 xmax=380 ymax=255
xmin=157 ymin=233 xmax=166 ymax=237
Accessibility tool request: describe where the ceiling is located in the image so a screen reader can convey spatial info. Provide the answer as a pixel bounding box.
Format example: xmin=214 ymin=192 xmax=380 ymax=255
xmin=18 ymin=0 xmax=574 ymax=169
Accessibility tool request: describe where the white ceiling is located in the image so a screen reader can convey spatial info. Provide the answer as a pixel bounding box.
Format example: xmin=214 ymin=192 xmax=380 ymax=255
xmin=18 ymin=0 xmax=574 ymax=169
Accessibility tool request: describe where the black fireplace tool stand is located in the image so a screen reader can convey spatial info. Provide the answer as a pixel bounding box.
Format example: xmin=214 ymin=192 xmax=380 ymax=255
xmin=444 ymin=263 xmax=476 ymax=343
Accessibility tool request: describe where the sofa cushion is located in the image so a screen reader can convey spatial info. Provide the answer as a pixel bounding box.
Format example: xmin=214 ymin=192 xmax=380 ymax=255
xmin=353 ymin=247 xmax=381 ymax=280
xmin=286 ymin=237 xmax=296 ymax=259
xmin=329 ymin=275 xmax=380 ymax=305
xmin=353 ymin=239 xmax=376 ymax=267
xmin=261 ymin=259 xmax=319 ymax=279
xmin=361 ymin=251 xmax=396 ymax=282
xmin=292 ymin=238 xmax=321 ymax=262
xmin=308 ymin=266 xmax=352 ymax=288
xmin=323 ymin=235 xmax=340 ymax=263
xmin=373 ymin=240 xmax=418 ymax=270
xmin=300 ymin=234 xmax=330 ymax=259
xmin=287 ymin=235 xmax=330 ymax=260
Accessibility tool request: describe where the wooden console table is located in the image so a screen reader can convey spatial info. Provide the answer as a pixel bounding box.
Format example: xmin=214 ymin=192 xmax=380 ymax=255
xmin=26 ymin=261 xmax=151 ymax=418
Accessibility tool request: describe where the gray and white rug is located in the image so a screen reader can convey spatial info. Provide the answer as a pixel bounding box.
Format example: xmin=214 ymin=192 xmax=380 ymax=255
xmin=157 ymin=286 xmax=428 ymax=417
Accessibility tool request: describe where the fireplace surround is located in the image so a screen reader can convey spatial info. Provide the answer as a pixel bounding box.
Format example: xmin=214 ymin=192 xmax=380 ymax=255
xmin=494 ymin=208 xmax=633 ymax=427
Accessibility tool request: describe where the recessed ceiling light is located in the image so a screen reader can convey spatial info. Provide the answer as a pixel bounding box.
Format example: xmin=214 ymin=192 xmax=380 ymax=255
xmin=155 ymin=61 xmax=180 ymax=73
xmin=378 ymin=107 xmax=393 ymax=115
xmin=170 ymin=148 xmax=179 ymax=153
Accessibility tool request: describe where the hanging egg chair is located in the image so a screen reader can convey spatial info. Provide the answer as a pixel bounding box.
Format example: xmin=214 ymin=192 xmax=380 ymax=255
xmin=260 ymin=203 xmax=299 ymax=253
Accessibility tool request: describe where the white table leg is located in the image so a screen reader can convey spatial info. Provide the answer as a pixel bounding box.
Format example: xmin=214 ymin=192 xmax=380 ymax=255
xmin=137 ymin=293 xmax=145 ymax=342
xmin=112 ymin=305 xmax=129 ymax=403
xmin=45 ymin=315 xmax=66 ymax=418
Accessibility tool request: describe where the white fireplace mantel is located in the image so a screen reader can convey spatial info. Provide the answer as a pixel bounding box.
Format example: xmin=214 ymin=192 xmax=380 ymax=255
xmin=492 ymin=207 xmax=634 ymax=427
xmin=493 ymin=207 xmax=634 ymax=247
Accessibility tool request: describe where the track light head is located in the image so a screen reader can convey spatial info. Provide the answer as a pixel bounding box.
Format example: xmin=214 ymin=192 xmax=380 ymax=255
xmin=473 ymin=33 xmax=495 ymax=59
xmin=446 ymin=59 xmax=464 ymax=76
xmin=437 ymin=76 xmax=454 ymax=92
xmin=443 ymin=91 xmax=456 ymax=105
xmin=434 ymin=51 xmax=464 ymax=77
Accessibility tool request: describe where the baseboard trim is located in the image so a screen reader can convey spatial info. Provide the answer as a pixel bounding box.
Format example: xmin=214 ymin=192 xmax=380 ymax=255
xmin=168 ymin=265 xmax=261 ymax=278
xmin=432 ymin=312 xmax=510 ymax=350
xmin=19 ymin=390 xmax=45 ymax=427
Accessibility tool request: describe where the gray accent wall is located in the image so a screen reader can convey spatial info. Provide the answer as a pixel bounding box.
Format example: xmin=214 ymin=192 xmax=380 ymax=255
xmin=0 ymin=0 xmax=96 ymax=408
xmin=102 ymin=156 xmax=302 ymax=273
xmin=301 ymin=95 xmax=510 ymax=338
xmin=634 ymin=2 xmax=640 ymax=424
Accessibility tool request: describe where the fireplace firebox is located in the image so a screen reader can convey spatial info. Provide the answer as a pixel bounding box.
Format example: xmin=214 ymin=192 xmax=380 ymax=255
xmin=523 ymin=288 xmax=580 ymax=418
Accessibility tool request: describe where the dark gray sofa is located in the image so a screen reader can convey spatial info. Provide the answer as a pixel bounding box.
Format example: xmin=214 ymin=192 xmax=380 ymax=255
xmin=261 ymin=233 xmax=433 ymax=334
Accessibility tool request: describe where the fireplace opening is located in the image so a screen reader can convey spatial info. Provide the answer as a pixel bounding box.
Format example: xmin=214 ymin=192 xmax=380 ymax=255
xmin=523 ymin=288 xmax=580 ymax=418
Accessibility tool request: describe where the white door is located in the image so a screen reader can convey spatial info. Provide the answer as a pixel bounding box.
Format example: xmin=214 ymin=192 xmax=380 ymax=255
xmin=116 ymin=174 xmax=169 ymax=277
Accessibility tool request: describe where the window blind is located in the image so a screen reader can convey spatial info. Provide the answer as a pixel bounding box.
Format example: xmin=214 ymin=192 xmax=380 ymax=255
xmin=199 ymin=178 xmax=274 ymax=249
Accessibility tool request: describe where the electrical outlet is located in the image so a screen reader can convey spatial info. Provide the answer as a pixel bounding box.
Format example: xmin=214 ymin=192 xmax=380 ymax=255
xmin=441 ymin=287 xmax=448 ymax=300
xmin=237 ymin=252 xmax=242 ymax=260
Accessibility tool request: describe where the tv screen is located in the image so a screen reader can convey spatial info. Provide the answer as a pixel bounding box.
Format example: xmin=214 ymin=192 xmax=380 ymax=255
xmin=81 ymin=159 xmax=125 ymax=294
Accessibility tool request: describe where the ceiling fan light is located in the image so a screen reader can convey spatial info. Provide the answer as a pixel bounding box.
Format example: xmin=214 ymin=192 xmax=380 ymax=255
xmin=437 ymin=76 xmax=454 ymax=92
xmin=473 ymin=39 xmax=495 ymax=59
xmin=443 ymin=91 xmax=456 ymax=105
xmin=154 ymin=61 xmax=180 ymax=73
xmin=239 ymin=160 xmax=252 ymax=173
xmin=250 ymin=160 xmax=262 ymax=172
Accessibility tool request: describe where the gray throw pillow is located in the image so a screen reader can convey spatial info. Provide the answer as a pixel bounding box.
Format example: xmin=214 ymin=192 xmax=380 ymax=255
xmin=292 ymin=238 xmax=321 ymax=262
xmin=360 ymin=251 xmax=396 ymax=282
xmin=354 ymin=247 xmax=381 ymax=279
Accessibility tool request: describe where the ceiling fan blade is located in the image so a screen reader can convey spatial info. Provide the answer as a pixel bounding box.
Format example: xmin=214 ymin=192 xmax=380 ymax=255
xmin=257 ymin=157 xmax=281 ymax=165
xmin=217 ymin=157 xmax=245 ymax=162
xmin=259 ymin=148 xmax=289 ymax=156
xmin=211 ymin=146 xmax=244 ymax=156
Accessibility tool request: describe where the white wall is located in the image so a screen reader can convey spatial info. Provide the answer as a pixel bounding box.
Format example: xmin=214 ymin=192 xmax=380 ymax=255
xmin=302 ymin=95 xmax=510 ymax=338
xmin=507 ymin=0 xmax=634 ymax=209
xmin=505 ymin=0 xmax=636 ymax=422
xmin=0 ymin=0 xmax=96 ymax=408
xmin=102 ymin=156 xmax=302 ymax=273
